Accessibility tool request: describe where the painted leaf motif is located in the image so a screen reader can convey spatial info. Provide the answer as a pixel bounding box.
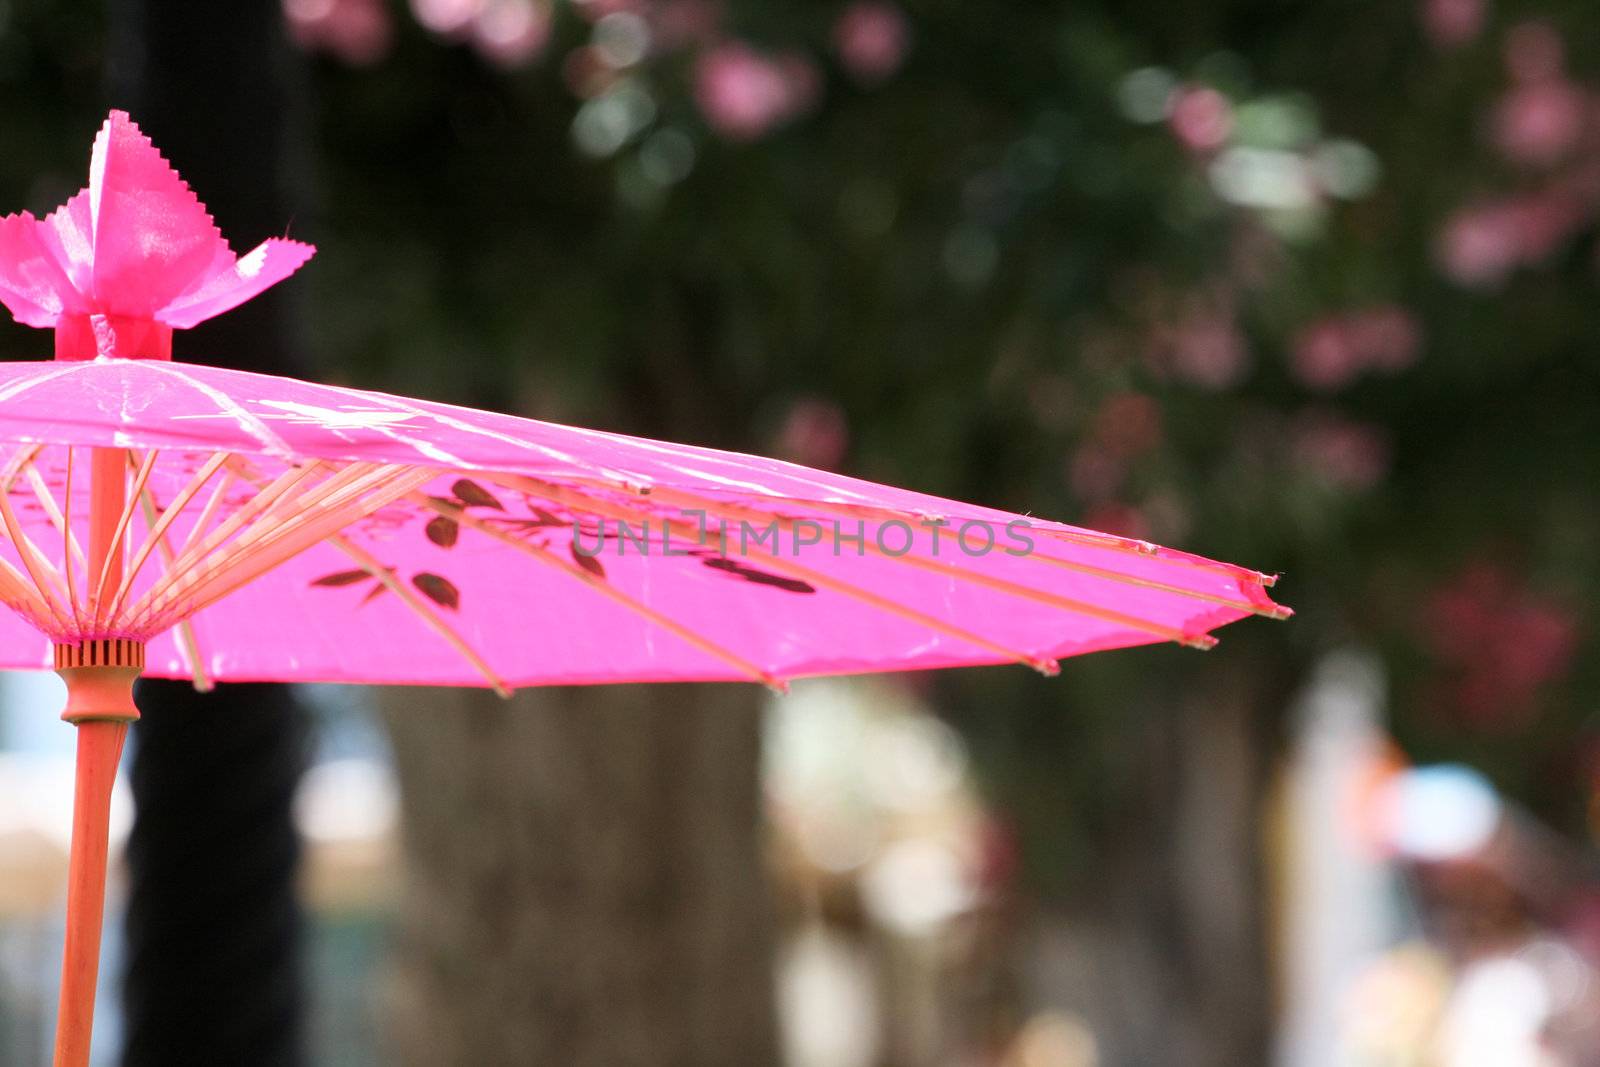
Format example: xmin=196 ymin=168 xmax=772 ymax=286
xmin=452 ymin=479 xmax=503 ymax=510
xmin=361 ymin=582 xmax=390 ymax=605
xmin=412 ymin=572 xmax=461 ymax=611
xmin=701 ymin=558 xmax=816 ymax=594
xmin=570 ymin=541 xmax=606 ymax=580
xmin=312 ymin=569 xmax=371 ymax=587
xmin=426 ymin=515 xmax=460 ymax=548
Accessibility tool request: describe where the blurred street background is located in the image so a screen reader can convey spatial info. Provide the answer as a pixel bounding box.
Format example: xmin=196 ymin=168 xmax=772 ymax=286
xmin=5 ymin=1 xmax=1600 ymax=1064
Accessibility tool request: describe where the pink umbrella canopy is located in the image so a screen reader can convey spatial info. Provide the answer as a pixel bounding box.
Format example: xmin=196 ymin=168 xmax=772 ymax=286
xmin=3 ymin=112 xmax=1288 ymax=1066
xmin=0 ymin=358 xmax=1287 ymax=691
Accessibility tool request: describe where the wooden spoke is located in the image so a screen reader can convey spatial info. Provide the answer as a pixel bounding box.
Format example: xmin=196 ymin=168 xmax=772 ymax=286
xmin=109 ymin=452 xmax=229 ymax=630
xmin=667 ymin=492 xmax=1290 ymax=619
xmin=134 ymin=485 xmax=212 ymax=692
xmin=585 ymin=480 xmax=1222 ymax=651
xmin=61 ymin=449 xmax=81 ymax=632
xmin=129 ymin=459 xmax=333 ymax=620
xmin=173 ymin=467 xmax=236 ymax=562
xmin=324 ymin=531 xmax=511 ymax=697
xmin=555 ymin=473 xmax=1279 ymax=588
xmin=478 ymin=475 xmax=1062 ymax=676
xmin=0 ymin=468 xmax=72 ymax=630
xmin=135 ymin=465 xmax=436 ymax=633
xmin=417 ymin=493 xmax=788 ymax=692
xmin=0 ymin=445 xmax=59 ymax=630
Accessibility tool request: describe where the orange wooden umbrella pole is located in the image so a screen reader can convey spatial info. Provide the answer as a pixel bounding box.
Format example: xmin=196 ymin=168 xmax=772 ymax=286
xmin=51 ymin=439 xmax=140 ymax=1067
xmin=52 ymin=701 xmax=136 ymax=1067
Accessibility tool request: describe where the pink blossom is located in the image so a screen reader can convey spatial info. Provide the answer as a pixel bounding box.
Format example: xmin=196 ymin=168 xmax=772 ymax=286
xmin=1423 ymin=564 xmax=1579 ymax=729
xmin=1292 ymin=413 xmax=1390 ymax=490
xmin=833 ymin=2 xmax=910 ymax=85
xmin=1168 ymin=86 xmax=1233 ymax=153
xmin=1499 ymin=603 xmax=1578 ymax=694
xmin=694 ymin=42 xmax=812 ymax=140
xmin=1291 ymin=320 xmax=1362 ymax=391
xmin=411 ymin=0 xmax=482 ymax=37
xmin=1505 ymin=19 xmax=1565 ymax=83
xmin=471 ymin=0 xmax=551 ymax=68
xmin=1168 ymin=308 xmax=1250 ymax=390
xmin=1422 ymin=0 xmax=1486 ymax=48
xmin=651 ymin=0 xmax=721 ymax=50
xmin=1439 ymin=203 xmax=1522 ymax=285
xmin=285 ymin=0 xmax=394 ymax=65
xmin=775 ymin=398 xmax=849 ymax=470
xmin=1292 ymin=306 xmax=1422 ymax=389
xmin=1347 ymin=306 xmax=1421 ymax=372
xmin=1491 ymin=80 xmax=1585 ymax=165
xmin=1438 ymin=194 xmax=1584 ymax=286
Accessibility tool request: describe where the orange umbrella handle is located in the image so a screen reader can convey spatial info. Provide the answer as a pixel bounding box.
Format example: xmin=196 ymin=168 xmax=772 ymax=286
xmin=54 ymin=720 xmax=128 ymax=1067
xmin=52 ymin=643 xmax=142 ymax=1067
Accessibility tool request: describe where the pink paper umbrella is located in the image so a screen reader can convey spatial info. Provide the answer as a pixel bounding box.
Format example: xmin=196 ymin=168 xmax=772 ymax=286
xmin=0 ymin=112 xmax=1290 ymax=1066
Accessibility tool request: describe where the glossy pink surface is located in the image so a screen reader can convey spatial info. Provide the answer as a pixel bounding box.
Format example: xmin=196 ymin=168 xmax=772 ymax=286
xmin=0 ymin=358 xmax=1286 ymax=686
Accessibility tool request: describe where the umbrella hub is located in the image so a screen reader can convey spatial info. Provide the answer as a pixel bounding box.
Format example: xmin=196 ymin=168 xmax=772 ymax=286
xmin=53 ymin=314 xmax=172 ymax=362
xmin=54 ymin=639 xmax=144 ymax=724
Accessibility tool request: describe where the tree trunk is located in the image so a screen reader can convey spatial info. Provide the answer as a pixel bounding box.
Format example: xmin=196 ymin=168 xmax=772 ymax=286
xmin=379 ymin=683 xmax=779 ymax=1067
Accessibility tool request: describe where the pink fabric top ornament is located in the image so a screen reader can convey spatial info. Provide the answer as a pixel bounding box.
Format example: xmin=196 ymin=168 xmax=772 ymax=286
xmin=0 ymin=110 xmax=314 ymax=361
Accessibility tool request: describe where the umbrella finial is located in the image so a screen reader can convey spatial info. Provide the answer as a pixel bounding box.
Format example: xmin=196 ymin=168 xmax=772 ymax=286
xmin=0 ymin=111 xmax=315 ymax=359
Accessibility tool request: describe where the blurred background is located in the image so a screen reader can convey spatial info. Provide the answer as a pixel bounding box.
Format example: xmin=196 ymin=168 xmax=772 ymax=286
xmin=4 ymin=0 xmax=1600 ymax=1064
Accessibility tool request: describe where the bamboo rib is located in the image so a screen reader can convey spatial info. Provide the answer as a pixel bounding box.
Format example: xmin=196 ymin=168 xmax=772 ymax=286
xmin=0 ymin=443 xmax=58 ymax=621
xmin=0 ymin=448 xmax=58 ymax=631
xmin=75 ymin=449 xmax=159 ymax=629
xmin=108 ymin=452 xmax=229 ymax=630
xmin=0 ymin=476 xmax=72 ymax=630
xmin=613 ymin=482 xmax=1221 ymax=650
xmin=164 ymin=460 xmax=331 ymax=578
xmin=163 ymin=465 xmax=433 ymax=613
xmin=492 ymin=470 xmax=1203 ymax=655
xmin=0 ymin=524 xmax=55 ymax=632
xmin=164 ymin=462 xmax=415 ymax=599
xmin=27 ymin=459 xmax=88 ymax=583
xmin=0 ymin=557 xmax=56 ymax=632
xmin=60 ymin=449 xmax=80 ymax=632
xmin=137 ymin=466 xmax=436 ymax=632
xmin=126 ymin=460 xmax=333 ymax=622
xmin=172 ymin=467 xmax=236 ymax=561
xmin=554 ymin=472 xmax=1278 ymax=588
xmin=416 ymin=493 xmax=788 ymax=692
xmin=323 ymin=531 xmax=511 ymax=697
xmin=0 ymin=442 xmax=42 ymax=487
xmin=134 ymin=486 xmax=212 ymax=692
xmin=478 ymin=474 xmax=1062 ymax=676
xmin=203 ymin=460 xmax=509 ymax=693
xmin=694 ymin=493 xmax=1290 ymax=620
